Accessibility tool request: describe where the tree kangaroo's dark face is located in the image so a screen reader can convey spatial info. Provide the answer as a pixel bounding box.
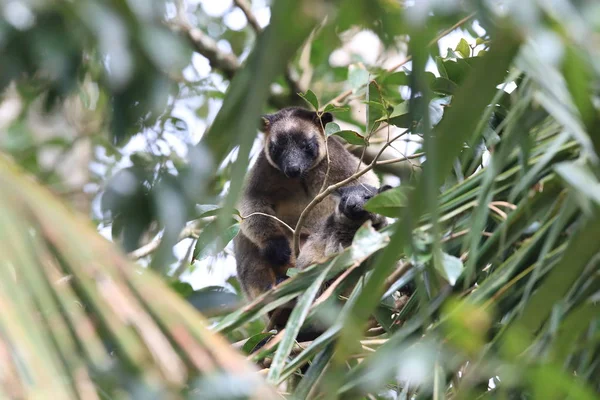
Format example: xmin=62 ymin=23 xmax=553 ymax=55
xmin=261 ymin=107 xmax=332 ymax=179
xmin=335 ymin=184 xmax=392 ymax=221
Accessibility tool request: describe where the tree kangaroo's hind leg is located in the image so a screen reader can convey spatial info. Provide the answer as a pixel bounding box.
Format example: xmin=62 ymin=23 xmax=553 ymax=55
xmin=234 ymin=233 xmax=279 ymax=300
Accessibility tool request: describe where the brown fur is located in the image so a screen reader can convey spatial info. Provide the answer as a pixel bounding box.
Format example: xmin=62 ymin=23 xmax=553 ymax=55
xmin=296 ymin=184 xmax=389 ymax=271
xmin=234 ymin=107 xmax=379 ymax=300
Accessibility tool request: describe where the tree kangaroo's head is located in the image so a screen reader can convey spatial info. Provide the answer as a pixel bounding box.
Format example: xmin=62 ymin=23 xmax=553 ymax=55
xmin=261 ymin=107 xmax=332 ymax=178
xmin=334 ymin=184 xmax=392 ymax=222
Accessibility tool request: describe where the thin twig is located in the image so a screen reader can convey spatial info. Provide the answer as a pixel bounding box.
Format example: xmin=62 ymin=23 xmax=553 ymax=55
xmin=171 ymin=237 xmax=197 ymax=279
xmin=488 ymin=204 xmax=508 ymax=220
xmin=292 ymin=132 xmax=406 ymax=256
xmin=356 ymin=75 xmax=376 ymax=173
xmin=375 ymin=152 xmax=424 ymax=166
xmin=313 ymin=264 xmax=360 ymax=307
xmin=347 ymin=145 xmax=422 ymax=178
xmin=241 ymin=212 xmax=295 ymax=235
xmin=364 ymin=326 xmax=385 ymax=337
xmin=383 ymin=261 xmax=411 ymax=293
xmin=128 ymin=224 xmax=199 ymax=260
xmin=318 ymin=115 xmax=331 ymax=193
xmin=360 ymin=338 xmax=388 ymax=346
xmin=489 ymin=201 xmax=517 ymax=210
xmin=253 ymin=340 xmax=312 ymax=361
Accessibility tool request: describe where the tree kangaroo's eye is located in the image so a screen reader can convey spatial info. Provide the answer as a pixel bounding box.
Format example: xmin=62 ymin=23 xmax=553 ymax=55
xmin=303 ymin=139 xmax=315 ymax=152
xmin=269 ymin=141 xmax=282 ymax=161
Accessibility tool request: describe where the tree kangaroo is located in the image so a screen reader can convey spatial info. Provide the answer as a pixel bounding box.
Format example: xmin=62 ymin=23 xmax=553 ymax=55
xmin=234 ymin=107 xmax=379 ymax=300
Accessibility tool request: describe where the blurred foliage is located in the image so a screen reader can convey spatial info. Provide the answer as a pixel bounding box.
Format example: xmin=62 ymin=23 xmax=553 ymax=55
xmin=1 ymin=0 xmax=600 ymax=398
xmin=0 ymin=155 xmax=277 ymax=399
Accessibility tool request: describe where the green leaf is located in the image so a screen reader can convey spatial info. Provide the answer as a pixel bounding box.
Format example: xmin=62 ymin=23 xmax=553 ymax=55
xmin=509 ymin=213 xmax=600 ymax=340
xmin=267 ymin=260 xmax=334 ymax=383
xmin=562 ymin=45 xmax=596 ymax=134
xmin=193 ymin=222 xmax=240 ymax=261
xmin=364 ymin=186 xmax=413 ymax=217
xmin=195 ymin=204 xmax=221 ymax=219
xmin=517 ymin=45 xmax=594 ymax=156
xmin=431 ymin=77 xmax=458 ymax=95
xmin=550 ymin=302 xmax=599 ymax=365
xmin=226 ymin=276 xmax=242 ymax=295
xmin=367 ymin=81 xmax=385 ymax=133
xmin=324 ymin=122 xmax=341 ymax=137
xmin=186 ymin=286 xmax=240 ymax=316
xmin=435 ymin=57 xmax=448 ymax=78
xmin=351 ymin=221 xmax=389 ymax=261
xmin=348 ymin=64 xmax=370 ymax=91
xmin=433 ymin=362 xmax=446 ymax=400
xmin=555 ymin=161 xmax=600 ymax=210
xmin=170 ymin=281 xmax=194 ymax=297
xmin=242 ymin=331 xmax=276 ymax=355
xmin=381 ymin=71 xmax=410 ymax=86
xmin=293 ymin=346 xmax=334 ymax=398
xmin=435 ymin=252 xmax=464 ymax=286
xmin=385 ymin=101 xmax=412 ymax=128
xmin=298 ymin=89 xmax=320 ymax=110
xmin=528 ymin=365 xmax=599 ymax=400
xmin=441 ymin=58 xmax=473 ymax=85
xmin=456 ymin=38 xmax=471 ymax=58
xmin=429 ymin=96 xmax=451 ymax=126
xmin=335 ymin=130 xmax=366 ymax=145
xmin=323 ymin=104 xmax=350 ymax=113
xmin=325 ymin=122 xmax=366 ymax=145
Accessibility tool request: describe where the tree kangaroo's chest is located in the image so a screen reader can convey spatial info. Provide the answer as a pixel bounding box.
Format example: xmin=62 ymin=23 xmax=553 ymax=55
xmin=273 ymin=183 xmax=336 ymax=229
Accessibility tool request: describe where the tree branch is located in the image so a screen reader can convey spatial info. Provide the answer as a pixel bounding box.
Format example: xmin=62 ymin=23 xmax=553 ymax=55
xmin=177 ymin=20 xmax=240 ymax=80
xmin=171 ymin=1 xmax=304 ymax=108
xmin=232 ymin=0 xmax=305 ymax=99
xmin=348 ymin=145 xmax=423 ymax=179
xmin=233 ymin=0 xmax=262 ymax=33
xmin=128 ymin=224 xmax=199 ymax=260
xmin=171 ymin=236 xmax=197 ymax=279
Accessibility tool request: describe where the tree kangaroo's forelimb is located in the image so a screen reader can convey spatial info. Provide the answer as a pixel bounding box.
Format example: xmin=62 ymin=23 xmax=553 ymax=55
xmin=292 ymin=131 xmax=408 ymax=256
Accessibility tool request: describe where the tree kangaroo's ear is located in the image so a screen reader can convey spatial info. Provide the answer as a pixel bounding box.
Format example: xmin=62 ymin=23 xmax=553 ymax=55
xmin=261 ymin=114 xmax=274 ymax=132
xmin=378 ymin=185 xmax=393 ymax=193
xmin=319 ymin=112 xmax=333 ymax=125
xmin=307 ymin=111 xmax=333 ymax=126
